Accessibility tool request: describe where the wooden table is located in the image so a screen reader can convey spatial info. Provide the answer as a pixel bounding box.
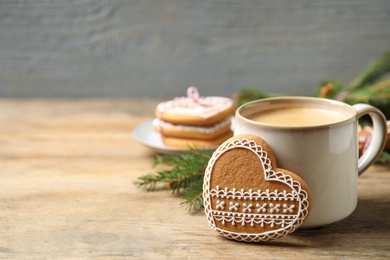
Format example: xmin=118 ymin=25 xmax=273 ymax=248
xmin=0 ymin=99 xmax=389 ymax=259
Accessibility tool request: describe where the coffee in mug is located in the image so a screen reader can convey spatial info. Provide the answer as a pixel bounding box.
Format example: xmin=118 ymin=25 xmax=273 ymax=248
xmin=247 ymin=106 xmax=350 ymax=127
xmin=234 ymin=97 xmax=387 ymax=228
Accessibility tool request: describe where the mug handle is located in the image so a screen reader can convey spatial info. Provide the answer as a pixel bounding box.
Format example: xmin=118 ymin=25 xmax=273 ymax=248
xmin=353 ymin=104 xmax=387 ymax=175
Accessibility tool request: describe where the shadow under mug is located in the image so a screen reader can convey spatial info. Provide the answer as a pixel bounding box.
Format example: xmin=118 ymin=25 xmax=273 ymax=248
xmin=234 ymin=97 xmax=387 ymax=228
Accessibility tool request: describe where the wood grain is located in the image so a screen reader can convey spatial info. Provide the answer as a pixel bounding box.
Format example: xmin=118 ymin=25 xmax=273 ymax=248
xmin=0 ymin=1 xmax=389 ymax=98
xmin=0 ymin=99 xmax=389 ymax=259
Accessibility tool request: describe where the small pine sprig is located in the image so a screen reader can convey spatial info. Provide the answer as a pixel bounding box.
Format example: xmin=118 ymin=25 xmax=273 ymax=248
xmin=317 ymin=80 xmax=344 ymax=99
xmin=235 ymin=87 xmax=276 ymax=107
xmin=181 ymin=178 xmax=204 ymax=211
xmin=376 ymin=150 xmax=390 ymax=165
xmin=348 ymin=50 xmax=390 ymax=90
xmin=331 ymin=50 xmax=390 ymax=102
xmin=345 ymin=79 xmax=390 ymax=119
xmin=134 ymin=149 xmax=213 ymax=211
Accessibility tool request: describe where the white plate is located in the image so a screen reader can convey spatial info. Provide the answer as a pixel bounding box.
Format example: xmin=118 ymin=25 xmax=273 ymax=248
xmin=132 ymin=119 xmax=231 ymax=154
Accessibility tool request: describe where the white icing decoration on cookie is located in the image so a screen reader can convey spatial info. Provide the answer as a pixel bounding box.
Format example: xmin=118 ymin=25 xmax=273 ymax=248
xmin=216 ymin=200 xmax=225 ymax=210
xmin=203 ymin=138 xmax=311 ymax=242
xmin=153 ymin=118 xmax=231 ymax=134
xmin=256 ymin=203 xmax=267 ymax=213
xmin=242 ymin=203 xmax=253 ymax=213
xmin=269 ymin=203 xmax=280 ymax=213
xmin=283 ymin=204 xmax=295 ymax=213
xmin=210 ymin=186 xmax=299 ymax=201
xmin=156 ymin=87 xmax=233 ymax=119
xmin=229 ymin=202 xmax=239 ymax=211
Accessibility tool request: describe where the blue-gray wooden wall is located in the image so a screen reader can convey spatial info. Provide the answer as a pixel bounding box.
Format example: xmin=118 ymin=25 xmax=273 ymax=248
xmin=0 ymin=0 xmax=389 ymax=98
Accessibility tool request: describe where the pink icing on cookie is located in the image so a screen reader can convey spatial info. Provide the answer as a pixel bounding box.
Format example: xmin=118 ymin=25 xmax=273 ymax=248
xmin=157 ymin=87 xmax=233 ymax=119
xmin=359 ymin=121 xmax=390 ymax=153
xmin=187 ymin=86 xmax=200 ymax=102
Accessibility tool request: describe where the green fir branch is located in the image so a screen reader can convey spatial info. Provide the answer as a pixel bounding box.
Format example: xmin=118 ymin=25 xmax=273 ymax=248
xmin=317 ymin=81 xmax=344 ymax=99
xmin=134 ymin=149 xmax=212 ymax=209
xmin=376 ymin=151 xmax=390 ymax=165
xmin=345 ymin=79 xmax=390 ymax=119
xmin=181 ymin=178 xmax=204 ymax=212
xmin=235 ymin=87 xmax=276 ymax=107
xmin=348 ymin=50 xmax=390 ymax=90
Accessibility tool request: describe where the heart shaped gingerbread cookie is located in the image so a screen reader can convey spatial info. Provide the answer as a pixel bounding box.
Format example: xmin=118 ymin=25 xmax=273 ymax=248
xmin=203 ymin=134 xmax=311 ymax=242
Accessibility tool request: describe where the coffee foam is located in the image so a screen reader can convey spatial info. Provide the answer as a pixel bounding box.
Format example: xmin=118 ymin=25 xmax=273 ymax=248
xmin=248 ymin=106 xmax=350 ymax=127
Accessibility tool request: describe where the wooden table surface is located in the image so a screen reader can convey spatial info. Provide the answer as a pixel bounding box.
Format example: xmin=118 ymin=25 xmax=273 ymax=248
xmin=0 ymin=99 xmax=389 ymax=259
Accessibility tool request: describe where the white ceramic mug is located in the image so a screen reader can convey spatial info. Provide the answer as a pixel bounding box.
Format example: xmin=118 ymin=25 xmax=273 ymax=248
xmin=234 ymin=97 xmax=387 ymax=228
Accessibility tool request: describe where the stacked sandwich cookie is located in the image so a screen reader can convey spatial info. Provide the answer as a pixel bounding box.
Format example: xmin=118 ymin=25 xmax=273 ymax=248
xmin=153 ymin=87 xmax=235 ymax=148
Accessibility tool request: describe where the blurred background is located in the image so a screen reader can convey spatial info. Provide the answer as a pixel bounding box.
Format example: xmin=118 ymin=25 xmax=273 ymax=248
xmin=0 ymin=0 xmax=389 ymax=98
